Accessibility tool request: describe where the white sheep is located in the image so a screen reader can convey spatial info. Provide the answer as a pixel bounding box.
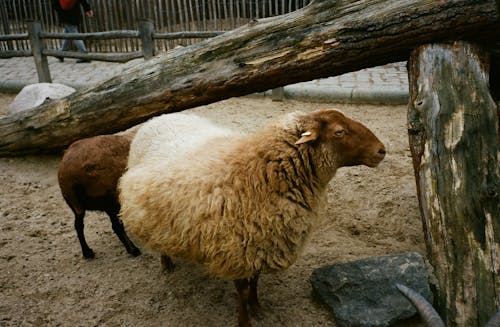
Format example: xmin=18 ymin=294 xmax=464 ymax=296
xmin=118 ymin=109 xmax=386 ymax=327
xmin=127 ymin=112 xmax=232 ymax=168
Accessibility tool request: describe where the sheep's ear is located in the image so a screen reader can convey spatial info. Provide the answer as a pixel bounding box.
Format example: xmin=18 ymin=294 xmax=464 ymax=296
xmin=295 ymin=130 xmax=319 ymax=145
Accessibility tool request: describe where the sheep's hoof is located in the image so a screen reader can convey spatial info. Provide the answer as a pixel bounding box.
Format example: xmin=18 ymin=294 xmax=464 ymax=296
xmin=82 ymin=249 xmax=95 ymax=259
xmin=250 ymin=304 xmax=264 ymax=321
xmin=160 ymin=255 xmax=175 ymax=273
xmin=128 ymin=247 xmax=141 ymax=257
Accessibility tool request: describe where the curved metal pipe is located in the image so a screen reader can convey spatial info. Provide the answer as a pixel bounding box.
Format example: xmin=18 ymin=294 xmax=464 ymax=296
xmin=396 ymin=283 xmax=445 ymax=327
xmin=397 ymin=284 xmax=500 ymax=327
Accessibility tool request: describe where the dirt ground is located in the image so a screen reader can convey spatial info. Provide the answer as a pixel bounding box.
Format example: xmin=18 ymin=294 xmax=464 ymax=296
xmin=0 ymin=93 xmax=426 ymax=327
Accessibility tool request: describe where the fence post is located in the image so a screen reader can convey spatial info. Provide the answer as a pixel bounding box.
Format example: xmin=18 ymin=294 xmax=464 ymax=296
xmin=271 ymin=87 xmax=285 ymax=101
xmin=139 ymin=19 xmax=155 ymax=60
xmin=27 ymin=20 xmax=52 ymax=83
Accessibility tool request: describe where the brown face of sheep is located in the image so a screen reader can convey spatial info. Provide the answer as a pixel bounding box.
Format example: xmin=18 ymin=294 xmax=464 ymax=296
xmin=296 ymin=109 xmax=386 ymax=168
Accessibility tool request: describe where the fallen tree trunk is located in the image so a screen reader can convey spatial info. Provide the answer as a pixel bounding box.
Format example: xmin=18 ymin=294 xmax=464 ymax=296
xmin=407 ymin=42 xmax=499 ymax=326
xmin=1 ymin=0 xmax=499 ymax=155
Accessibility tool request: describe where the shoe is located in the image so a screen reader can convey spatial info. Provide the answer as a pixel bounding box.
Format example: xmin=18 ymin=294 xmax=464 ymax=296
xmin=76 ymin=59 xmax=90 ymax=63
xmin=56 ymin=56 xmax=64 ymax=62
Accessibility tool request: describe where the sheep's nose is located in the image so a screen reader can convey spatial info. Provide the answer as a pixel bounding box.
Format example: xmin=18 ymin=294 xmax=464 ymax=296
xmin=377 ymin=147 xmax=386 ymax=160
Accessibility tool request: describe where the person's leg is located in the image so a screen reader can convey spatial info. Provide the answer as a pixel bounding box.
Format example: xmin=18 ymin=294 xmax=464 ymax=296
xmin=62 ymin=23 xmax=90 ymax=63
xmin=63 ymin=24 xmax=87 ymax=53
xmin=67 ymin=24 xmax=90 ymax=63
xmin=56 ymin=23 xmax=73 ymax=62
xmin=60 ymin=23 xmax=73 ymax=51
xmin=72 ymin=36 xmax=88 ymax=53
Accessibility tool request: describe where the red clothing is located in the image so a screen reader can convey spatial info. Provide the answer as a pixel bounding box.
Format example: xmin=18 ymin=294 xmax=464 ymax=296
xmin=53 ymin=0 xmax=91 ymax=26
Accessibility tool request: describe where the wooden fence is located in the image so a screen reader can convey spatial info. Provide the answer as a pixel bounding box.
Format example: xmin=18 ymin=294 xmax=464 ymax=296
xmin=1 ymin=0 xmax=311 ymax=52
xmin=0 ymin=20 xmax=228 ymax=83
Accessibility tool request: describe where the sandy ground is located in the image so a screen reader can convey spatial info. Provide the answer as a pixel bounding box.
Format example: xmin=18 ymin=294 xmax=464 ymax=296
xmin=0 ymin=93 xmax=426 ymax=327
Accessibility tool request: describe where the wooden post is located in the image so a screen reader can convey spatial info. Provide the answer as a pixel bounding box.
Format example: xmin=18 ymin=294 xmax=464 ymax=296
xmin=271 ymin=87 xmax=285 ymax=101
xmin=407 ymin=41 xmax=499 ymax=326
xmin=27 ymin=21 xmax=51 ymax=83
xmin=139 ymin=19 xmax=154 ymax=60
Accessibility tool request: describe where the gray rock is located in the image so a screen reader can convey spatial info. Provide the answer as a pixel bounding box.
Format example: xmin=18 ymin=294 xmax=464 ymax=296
xmin=7 ymin=83 xmax=75 ymax=114
xmin=311 ymin=252 xmax=431 ymax=327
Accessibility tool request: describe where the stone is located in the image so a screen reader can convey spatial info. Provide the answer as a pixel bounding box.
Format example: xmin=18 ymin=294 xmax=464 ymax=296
xmin=7 ymin=83 xmax=75 ymax=114
xmin=311 ymin=252 xmax=431 ymax=327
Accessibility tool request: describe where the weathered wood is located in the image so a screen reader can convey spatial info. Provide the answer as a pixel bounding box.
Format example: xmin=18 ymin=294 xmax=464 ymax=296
xmin=42 ymin=49 xmax=143 ymax=63
xmin=271 ymin=87 xmax=284 ymax=101
xmin=490 ymin=52 xmax=500 ymax=103
xmin=27 ymin=21 xmax=51 ymax=83
xmin=1 ymin=0 xmax=499 ymax=155
xmin=40 ymin=30 xmax=140 ymax=40
xmin=0 ymin=0 xmax=13 ymax=51
xmin=139 ymin=20 xmax=155 ymax=59
xmin=407 ymin=42 xmax=499 ymax=327
xmin=153 ymin=31 xmax=224 ymax=39
xmin=0 ymin=50 xmax=32 ymax=58
xmin=0 ymin=34 xmax=29 ymax=41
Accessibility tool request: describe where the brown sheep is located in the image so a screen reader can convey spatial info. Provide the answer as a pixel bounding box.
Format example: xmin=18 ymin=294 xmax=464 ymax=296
xmin=58 ymin=134 xmax=140 ymax=259
xmin=119 ymin=110 xmax=385 ymax=326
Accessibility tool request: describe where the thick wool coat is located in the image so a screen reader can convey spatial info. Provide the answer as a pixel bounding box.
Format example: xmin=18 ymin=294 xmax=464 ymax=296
xmin=119 ymin=112 xmax=342 ymax=280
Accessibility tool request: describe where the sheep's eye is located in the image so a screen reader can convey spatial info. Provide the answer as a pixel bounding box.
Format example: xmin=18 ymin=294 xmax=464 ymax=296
xmin=334 ymin=130 xmax=346 ymax=137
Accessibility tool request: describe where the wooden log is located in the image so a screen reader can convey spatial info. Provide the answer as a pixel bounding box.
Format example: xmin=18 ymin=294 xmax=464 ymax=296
xmin=0 ymin=0 xmax=499 ymax=155
xmin=153 ymin=31 xmax=224 ymax=39
xmin=407 ymin=41 xmax=499 ymax=327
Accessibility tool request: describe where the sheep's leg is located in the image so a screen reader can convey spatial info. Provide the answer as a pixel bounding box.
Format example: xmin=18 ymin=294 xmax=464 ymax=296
xmin=249 ymin=274 xmax=262 ymax=317
xmin=73 ymin=210 xmax=95 ymax=259
xmin=234 ymin=278 xmax=252 ymax=327
xmin=107 ymin=210 xmax=141 ymax=257
xmin=160 ymin=255 xmax=175 ymax=272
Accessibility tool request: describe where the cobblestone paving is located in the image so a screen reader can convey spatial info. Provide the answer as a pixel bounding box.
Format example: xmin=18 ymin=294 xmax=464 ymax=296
xmin=0 ymin=56 xmax=409 ymax=104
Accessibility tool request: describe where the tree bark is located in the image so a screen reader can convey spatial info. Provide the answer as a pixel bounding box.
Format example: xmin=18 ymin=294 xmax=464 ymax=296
xmin=1 ymin=0 xmax=499 ymax=155
xmin=407 ymin=42 xmax=499 ymax=327
xmin=490 ymin=52 xmax=500 ymax=103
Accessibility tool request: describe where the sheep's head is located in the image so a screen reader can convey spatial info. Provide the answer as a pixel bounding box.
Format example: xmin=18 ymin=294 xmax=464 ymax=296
xmin=296 ymin=109 xmax=386 ymax=168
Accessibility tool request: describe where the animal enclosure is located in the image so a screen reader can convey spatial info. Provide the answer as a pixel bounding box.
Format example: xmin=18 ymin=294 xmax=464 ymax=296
xmin=0 ymin=0 xmax=498 ymax=325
